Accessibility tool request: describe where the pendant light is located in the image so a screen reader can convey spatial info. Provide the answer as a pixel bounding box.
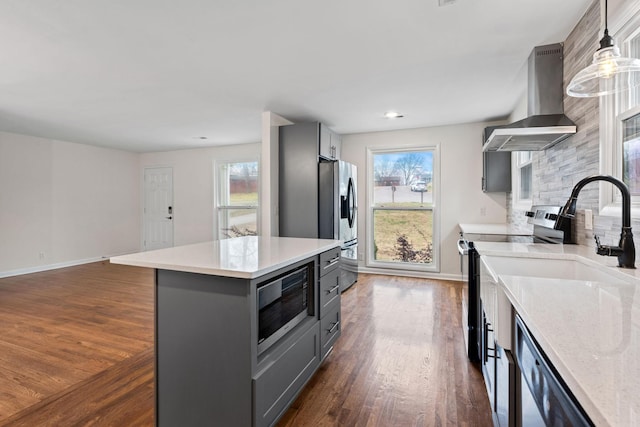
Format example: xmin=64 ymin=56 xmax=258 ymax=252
xmin=566 ymin=0 xmax=640 ymax=97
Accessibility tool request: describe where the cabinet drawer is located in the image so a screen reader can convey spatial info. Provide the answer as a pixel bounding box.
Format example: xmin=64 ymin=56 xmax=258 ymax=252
xmin=253 ymin=322 xmax=319 ymax=427
xmin=319 ymin=247 xmax=341 ymax=277
xmin=319 ymin=268 xmax=340 ymax=314
xmin=320 ymin=302 xmax=341 ymax=361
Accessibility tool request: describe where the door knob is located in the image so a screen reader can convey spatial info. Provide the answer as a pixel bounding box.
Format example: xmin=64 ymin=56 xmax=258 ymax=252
xmin=166 ymin=216 xmax=172 ymax=220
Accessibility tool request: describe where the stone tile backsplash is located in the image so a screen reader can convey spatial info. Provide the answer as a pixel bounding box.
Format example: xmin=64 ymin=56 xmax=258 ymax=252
xmin=506 ymin=0 xmax=640 ymax=259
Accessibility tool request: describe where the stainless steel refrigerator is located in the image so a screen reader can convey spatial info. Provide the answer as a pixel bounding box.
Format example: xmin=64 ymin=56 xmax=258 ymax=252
xmin=319 ymin=160 xmax=358 ymax=291
xmin=279 ymin=122 xmax=358 ymax=291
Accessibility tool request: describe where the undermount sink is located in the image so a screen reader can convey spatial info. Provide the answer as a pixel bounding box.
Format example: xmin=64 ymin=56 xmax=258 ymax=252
xmin=481 ymin=255 xmax=629 ymax=284
xmin=480 ymin=254 xmax=636 ymax=350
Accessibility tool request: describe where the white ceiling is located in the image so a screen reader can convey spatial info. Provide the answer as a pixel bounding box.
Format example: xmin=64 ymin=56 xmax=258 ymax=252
xmin=0 ymin=0 xmax=594 ymax=152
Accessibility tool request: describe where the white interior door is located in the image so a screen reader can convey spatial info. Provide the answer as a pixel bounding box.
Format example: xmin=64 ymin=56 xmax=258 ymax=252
xmin=144 ymin=167 xmax=174 ymax=250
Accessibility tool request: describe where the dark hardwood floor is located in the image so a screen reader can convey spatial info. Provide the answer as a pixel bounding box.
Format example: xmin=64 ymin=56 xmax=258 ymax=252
xmin=0 ymin=262 xmax=155 ymax=426
xmin=0 ymin=262 xmax=491 ymax=426
xmin=278 ymin=275 xmax=491 ymax=426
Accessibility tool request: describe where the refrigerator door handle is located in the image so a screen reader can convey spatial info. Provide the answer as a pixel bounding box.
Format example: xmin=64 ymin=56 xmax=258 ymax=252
xmin=346 ymin=177 xmax=355 ymax=228
xmin=340 ymin=195 xmax=348 ymax=219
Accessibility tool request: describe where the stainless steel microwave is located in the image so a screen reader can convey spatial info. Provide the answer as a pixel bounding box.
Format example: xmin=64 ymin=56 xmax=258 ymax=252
xmin=257 ymin=263 xmax=314 ymax=354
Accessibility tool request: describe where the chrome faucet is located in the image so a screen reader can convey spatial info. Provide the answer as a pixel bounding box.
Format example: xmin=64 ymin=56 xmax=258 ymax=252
xmin=554 ymin=175 xmax=635 ymax=269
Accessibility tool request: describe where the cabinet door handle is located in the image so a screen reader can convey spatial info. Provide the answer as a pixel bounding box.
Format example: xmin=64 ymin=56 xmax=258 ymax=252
xmin=326 ymin=256 xmax=340 ymax=267
xmin=327 ymin=320 xmax=340 ymax=334
xmin=484 ymin=321 xmax=495 ymax=362
xmin=326 ymin=284 xmax=340 ymax=294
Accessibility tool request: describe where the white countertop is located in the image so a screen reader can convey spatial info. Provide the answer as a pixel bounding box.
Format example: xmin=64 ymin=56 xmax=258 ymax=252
xmin=475 ymin=241 xmax=640 ymax=279
xmin=458 ymin=223 xmax=532 ymax=236
xmin=475 ymin=241 xmax=640 ymax=426
xmin=110 ymin=236 xmax=341 ymax=279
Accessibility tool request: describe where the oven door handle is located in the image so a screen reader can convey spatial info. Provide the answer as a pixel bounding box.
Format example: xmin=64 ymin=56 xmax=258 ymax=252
xmin=457 ymin=239 xmax=470 ymax=255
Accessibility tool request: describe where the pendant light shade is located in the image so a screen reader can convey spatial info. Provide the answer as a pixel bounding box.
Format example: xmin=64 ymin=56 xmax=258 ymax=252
xmin=566 ymin=1 xmax=640 ymax=97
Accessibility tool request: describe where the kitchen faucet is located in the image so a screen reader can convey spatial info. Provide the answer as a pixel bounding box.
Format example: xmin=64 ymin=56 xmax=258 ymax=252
xmin=554 ymin=175 xmax=635 ymax=268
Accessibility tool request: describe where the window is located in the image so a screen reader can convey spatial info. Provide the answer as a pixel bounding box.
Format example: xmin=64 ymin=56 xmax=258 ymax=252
xmin=601 ymin=5 xmax=640 ymax=216
xmin=216 ymin=161 xmax=259 ymax=239
xmin=514 ymin=151 xmax=533 ymax=204
xmin=366 ymin=147 xmax=439 ymax=272
xmin=623 ymin=110 xmax=640 ymax=195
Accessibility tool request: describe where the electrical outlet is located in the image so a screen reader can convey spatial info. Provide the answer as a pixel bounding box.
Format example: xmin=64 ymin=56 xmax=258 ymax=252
xmin=358 ymin=252 xmax=364 ymax=261
xmin=38 ymin=252 xmax=45 ymax=260
xmin=480 ymin=207 xmax=487 ymax=216
xmin=584 ymin=209 xmax=593 ymax=230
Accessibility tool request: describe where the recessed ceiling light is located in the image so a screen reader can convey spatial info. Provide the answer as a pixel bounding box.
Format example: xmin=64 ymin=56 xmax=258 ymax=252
xmin=384 ymin=111 xmax=404 ymax=119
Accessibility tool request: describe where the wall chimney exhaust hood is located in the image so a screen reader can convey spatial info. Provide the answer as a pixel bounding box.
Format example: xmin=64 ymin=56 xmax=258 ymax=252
xmin=483 ymin=43 xmax=577 ymax=152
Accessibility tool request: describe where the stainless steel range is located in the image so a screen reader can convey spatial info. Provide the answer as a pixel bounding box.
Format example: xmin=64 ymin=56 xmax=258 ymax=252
xmin=457 ymin=206 xmax=571 ymax=362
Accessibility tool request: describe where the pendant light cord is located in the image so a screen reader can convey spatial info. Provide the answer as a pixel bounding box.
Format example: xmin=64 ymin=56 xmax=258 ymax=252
xmin=599 ymin=0 xmax=614 ymax=49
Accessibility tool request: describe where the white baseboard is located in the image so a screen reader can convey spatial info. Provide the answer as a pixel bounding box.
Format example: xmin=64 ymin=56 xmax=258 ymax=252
xmin=356 ymin=266 xmax=463 ymax=282
xmin=1 ymin=255 xmax=115 ymax=279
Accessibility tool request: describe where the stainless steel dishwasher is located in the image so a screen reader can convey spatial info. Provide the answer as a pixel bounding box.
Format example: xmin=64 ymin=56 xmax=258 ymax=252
xmin=515 ymin=315 xmax=593 ymax=426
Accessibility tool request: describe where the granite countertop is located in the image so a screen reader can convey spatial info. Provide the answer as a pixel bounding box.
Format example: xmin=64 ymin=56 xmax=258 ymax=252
xmin=458 ymin=223 xmax=532 ymax=236
xmin=110 ymin=236 xmax=341 ymax=279
xmin=475 ymin=241 xmax=640 ymax=426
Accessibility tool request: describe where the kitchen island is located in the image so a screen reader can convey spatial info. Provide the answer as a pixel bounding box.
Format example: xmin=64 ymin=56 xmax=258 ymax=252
xmin=111 ymin=236 xmax=342 ymax=427
xmin=475 ymin=242 xmax=640 ymax=427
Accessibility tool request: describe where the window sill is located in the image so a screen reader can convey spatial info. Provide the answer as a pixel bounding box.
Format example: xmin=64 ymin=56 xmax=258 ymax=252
xmin=600 ymin=203 xmax=640 ymax=220
xmin=365 ymin=260 xmax=439 ymax=273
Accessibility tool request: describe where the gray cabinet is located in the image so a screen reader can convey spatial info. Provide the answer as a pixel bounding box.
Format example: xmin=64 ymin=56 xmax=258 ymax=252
xmin=320 ymin=302 xmax=341 ymax=360
xmin=319 ymin=268 xmax=340 ymax=313
xmin=254 ymin=322 xmax=320 ymax=427
xmin=333 ymin=132 xmax=342 ymax=159
xmin=318 ymin=246 xmax=341 ymax=361
xmin=319 ymin=123 xmax=341 ymax=160
xmin=280 ymin=122 xmax=320 ymax=238
xmin=279 ymin=122 xmax=342 ymax=238
xmin=320 ymin=123 xmax=332 ymax=159
xmin=319 ymin=246 xmax=341 ymax=278
xmin=155 ymin=248 xmax=340 ymax=427
xmin=483 ymin=126 xmax=511 ymax=192
xmin=156 ymin=270 xmax=253 ymax=427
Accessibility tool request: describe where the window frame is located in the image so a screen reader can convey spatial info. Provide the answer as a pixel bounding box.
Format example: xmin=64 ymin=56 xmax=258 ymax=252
xmin=365 ymin=145 xmax=440 ymax=273
xmin=213 ymin=158 xmax=260 ymax=240
xmin=600 ymin=3 xmax=640 ymax=218
xmin=512 ymin=151 xmax=533 ymax=210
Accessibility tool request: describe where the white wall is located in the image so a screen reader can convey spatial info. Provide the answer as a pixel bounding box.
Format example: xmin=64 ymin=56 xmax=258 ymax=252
xmin=340 ymin=122 xmax=508 ymax=279
xmin=0 ymin=132 xmax=140 ymax=276
xmin=0 ymin=121 xmax=504 ymax=280
xmin=140 ymin=143 xmax=261 ymax=246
